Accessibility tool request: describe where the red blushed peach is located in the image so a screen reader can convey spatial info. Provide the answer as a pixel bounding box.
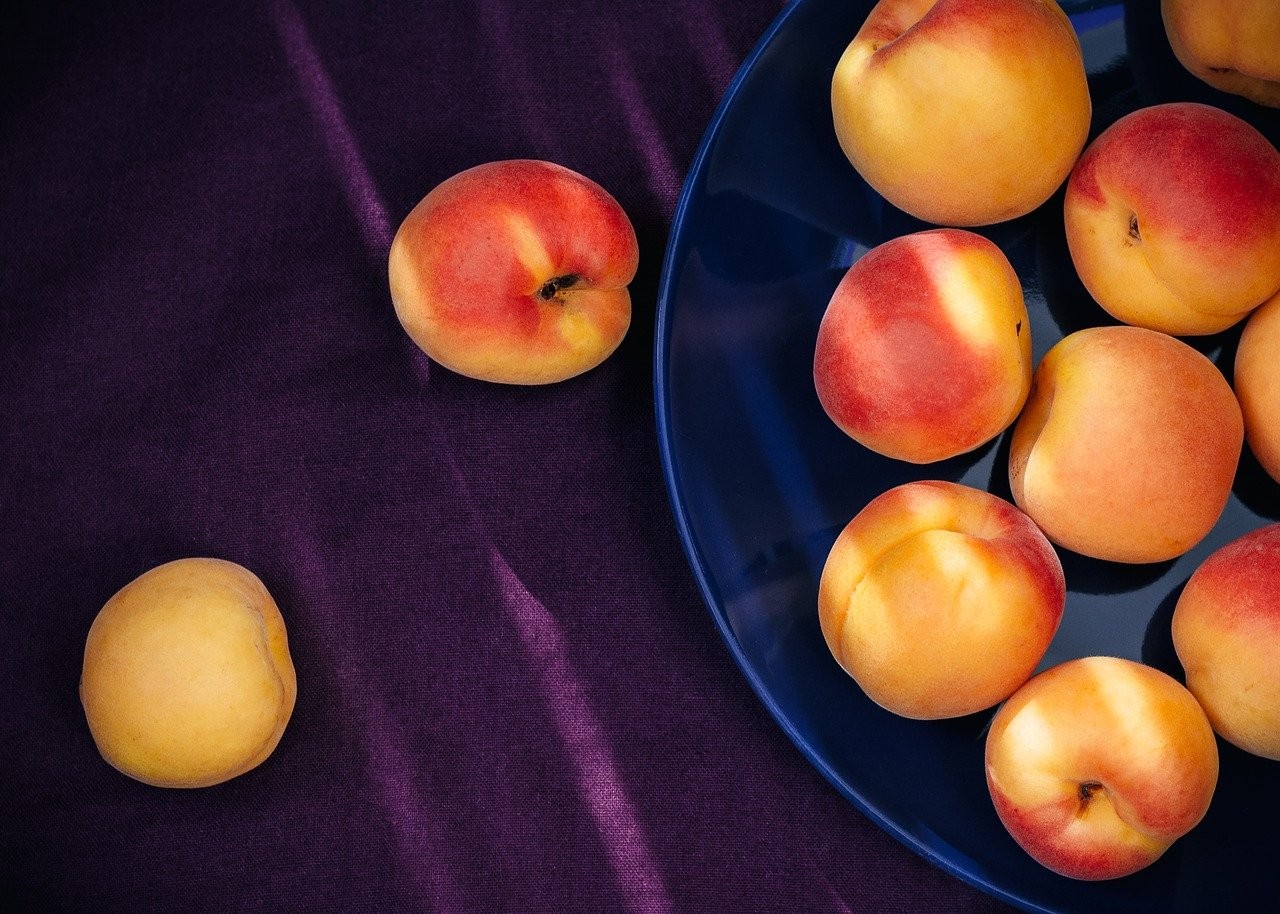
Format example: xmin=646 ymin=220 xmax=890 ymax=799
xmin=985 ymin=657 xmax=1219 ymax=881
xmin=818 ymin=480 xmax=1064 ymax=720
xmin=831 ymin=0 xmax=1091 ymax=226
xmin=1162 ymin=0 xmax=1280 ymax=108
xmin=813 ymin=229 xmax=1031 ymax=464
xmin=388 ymin=160 xmax=638 ymax=384
xmin=1236 ymin=291 xmax=1280 ymax=484
xmin=1173 ymin=524 xmax=1280 ymax=760
xmin=1064 ymin=102 xmax=1280 ymax=335
xmin=1009 ymin=326 xmax=1242 ymax=563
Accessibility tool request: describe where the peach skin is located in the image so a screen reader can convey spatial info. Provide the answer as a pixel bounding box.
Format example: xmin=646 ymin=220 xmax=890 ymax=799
xmin=1064 ymin=102 xmax=1280 ymax=335
xmin=1235 ymin=291 xmax=1280 ymax=484
xmin=80 ymin=558 xmax=297 ymax=788
xmin=831 ymin=0 xmax=1091 ymax=226
xmin=813 ymin=229 xmax=1031 ymax=464
xmin=1009 ymin=326 xmax=1242 ymax=563
xmin=986 ymin=656 xmax=1219 ymax=880
xmin=1174 ymin=524 xmax=1280 ymax=760
xmin=1162 ymin=0 xmax=1280 ymax=108
xmin=388 ymin=159 xmax=638 ymax=384
xmin=818 ymin=480 xmax=1064 ymax=720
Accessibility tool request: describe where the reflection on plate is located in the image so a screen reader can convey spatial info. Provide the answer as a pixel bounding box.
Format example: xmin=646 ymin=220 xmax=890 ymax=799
xmin=654 ymin=1 xmax=1280 ymax=911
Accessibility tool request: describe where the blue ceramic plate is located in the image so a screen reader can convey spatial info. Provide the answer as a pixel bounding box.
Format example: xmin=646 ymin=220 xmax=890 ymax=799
xmin=654 ymin=2 xmax=1280 ymax=911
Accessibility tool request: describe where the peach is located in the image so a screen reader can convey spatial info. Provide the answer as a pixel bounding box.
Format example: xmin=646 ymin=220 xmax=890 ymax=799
xmin=388 ymin=159 xmax=638 ymax=384
xmin=1009 ymin=326 xmax=1242 ymax=563
xmin=1173 ymin=524 xmax=1280 ymax=760
xmin=813 ymin=229 xmax=1031 ymax=464
xmin=1162 ymin=0 xmax=1280 ymax=108
xmin=818 ymin=480 xmax=1064 ymax=720
xmin=985 ymin=656 xmax=1219 ymax=881
xmin=830 ymin=0 xmax=1091 ymax=226
xmin=1235 ymin=291 xmax=1280 ymax=483
xmin=1064 ymin=102 xmax=1280 ymax=335
xmin=80 ymin=558 xmax=297 ymax=788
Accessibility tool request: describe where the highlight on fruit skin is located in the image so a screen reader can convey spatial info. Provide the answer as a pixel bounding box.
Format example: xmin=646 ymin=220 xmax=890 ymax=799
xmin=80 ymin=557 xmax=298 ymax=788
xmin=388 ymin=159 xmax=639 ymax=385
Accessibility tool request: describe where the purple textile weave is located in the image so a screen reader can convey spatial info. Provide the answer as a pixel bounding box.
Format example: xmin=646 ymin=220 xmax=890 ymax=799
xmin=1 ymin=1 xmax=1013 ymax=911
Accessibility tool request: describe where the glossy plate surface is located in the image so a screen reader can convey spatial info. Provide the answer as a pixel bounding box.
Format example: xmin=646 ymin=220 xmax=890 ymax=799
xmin=654 ymin=2 xmax=1280 ymax=911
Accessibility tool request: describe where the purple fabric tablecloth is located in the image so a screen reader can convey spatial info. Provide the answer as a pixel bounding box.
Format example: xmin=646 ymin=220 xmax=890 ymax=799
xmin=1 ymin=2 xmax=1014 ymax=910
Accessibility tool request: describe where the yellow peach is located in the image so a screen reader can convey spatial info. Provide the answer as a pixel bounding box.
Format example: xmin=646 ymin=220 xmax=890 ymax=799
xmin=1162 ymin=0 xmax=1280 ymax=108
xmin=831 ymin=0 xmax=1091 ymax=226
xmin=1009 ymin=326 xmax=1242 ymax=563
xmin=80 ymin=558 xmax=297 ymax=788
xmin=818 ymin=480 xmax=1064 ymax=719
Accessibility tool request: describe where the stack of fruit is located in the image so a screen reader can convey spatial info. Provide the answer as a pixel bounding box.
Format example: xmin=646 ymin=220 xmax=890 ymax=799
xmin=814 ymin=0 xmax=1280 ymax=881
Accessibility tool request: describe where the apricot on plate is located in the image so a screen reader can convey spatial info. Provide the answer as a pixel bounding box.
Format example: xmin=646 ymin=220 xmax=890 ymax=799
xmin=1174 ymin=524 xmax=1280 ymax=760
xmin=1009 ymin=326 xmax=1242 ymax=563
xmin=1236 ymin=291 xmax=1280 ymax=484
xmin=1064 ymin=102 xmax=1280 ymax=335
xmin=831 ymin=0 xmax=1090 ymax=226
xmin=813 ymin=229 xmax=1031 ymax=465
xmin=818 ymin=480 xmax=1064 ymax=720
